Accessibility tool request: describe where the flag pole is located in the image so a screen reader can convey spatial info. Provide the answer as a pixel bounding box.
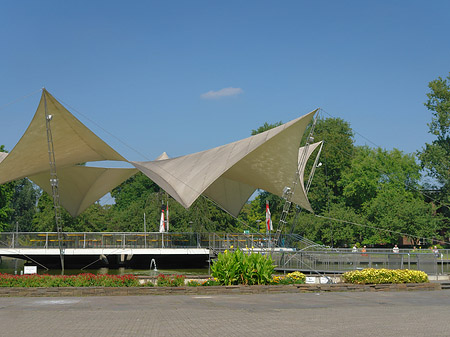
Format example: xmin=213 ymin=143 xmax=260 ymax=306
xmin=144 ymin=212 xmax=147 ymax=248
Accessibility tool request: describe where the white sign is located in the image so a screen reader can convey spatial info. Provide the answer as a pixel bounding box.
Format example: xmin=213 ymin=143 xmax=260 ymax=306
xmin=320 ymin=277 xmax=330 ymax=284
xmin=23 ymin=266 xmax=37 ymax=274
xmin=305 ymin=276 xmax=316 ymax=284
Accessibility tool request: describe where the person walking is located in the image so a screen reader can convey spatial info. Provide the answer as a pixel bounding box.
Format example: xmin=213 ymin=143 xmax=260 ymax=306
xmin=361 ymin=245 xmax=367 ymax=257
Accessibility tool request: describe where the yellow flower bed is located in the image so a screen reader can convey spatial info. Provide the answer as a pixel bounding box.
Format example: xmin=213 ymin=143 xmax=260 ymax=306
xmin=342 ymin=268 xmax=429 ymax=284
xmin=272 ymin=271 xmax=306 ymax=285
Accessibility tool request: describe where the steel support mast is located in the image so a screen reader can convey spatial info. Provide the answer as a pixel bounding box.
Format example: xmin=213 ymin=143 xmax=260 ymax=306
xmin=272 ymin=110 xmax=320 ymax=247
xmin=43 ymin=89 xmax=65 ymax=274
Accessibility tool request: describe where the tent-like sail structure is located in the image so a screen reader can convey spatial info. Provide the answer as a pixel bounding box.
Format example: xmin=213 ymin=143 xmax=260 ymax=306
xmin=0 ymin=90 xmax=126 ymax=185
xmin=201 ymin=140 xmax=322 ymax=216
xmin=29 ymin=166 xmax=137 ymax=217
xmin=1 ymin=89 xmax=321 ymax=218
xmin=0 ymin=89 xmax=136 ymax=216
xmin=131 ymin=109 xmax=319 ymax=216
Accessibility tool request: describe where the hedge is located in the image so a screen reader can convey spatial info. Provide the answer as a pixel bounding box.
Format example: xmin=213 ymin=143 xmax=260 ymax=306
xmin=342 ymin=268 xmax=429 ymax=284
xmin=0 ymin=273 xmax=140 ymax=287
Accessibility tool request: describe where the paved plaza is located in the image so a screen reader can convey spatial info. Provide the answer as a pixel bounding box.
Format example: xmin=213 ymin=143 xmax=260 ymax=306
xmin=1 ymin=290 xmax=449 ymax=336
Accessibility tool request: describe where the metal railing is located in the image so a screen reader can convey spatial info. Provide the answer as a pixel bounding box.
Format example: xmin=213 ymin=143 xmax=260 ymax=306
xmin=1 ymin=232 xmax=447 ymax=275
xmin=273 ymin=250 xmax=445 ymax=275
xmin=0 ymin=231 xmax=326 ymax=252
xmin=0 ymin=232 xmax=211 ymax=250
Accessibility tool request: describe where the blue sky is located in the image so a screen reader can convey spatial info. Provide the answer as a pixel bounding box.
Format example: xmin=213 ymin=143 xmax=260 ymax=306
xmin=1 ymin=0 xmax=450 ymax=164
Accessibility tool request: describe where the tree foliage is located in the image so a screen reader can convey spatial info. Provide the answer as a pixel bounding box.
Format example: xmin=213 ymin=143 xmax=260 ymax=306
xmin=251 ymin=121 xmax=282 ymax=135
xmin=0 ymin=145 xmax=15 ymax=231
xmin=418 ymin=72 xmax=450 ymax=209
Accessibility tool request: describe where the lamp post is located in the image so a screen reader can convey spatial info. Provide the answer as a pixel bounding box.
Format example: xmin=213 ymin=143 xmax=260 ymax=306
xmin=189 ymin=221 xmax=194 ymax=247
xmin=256 ymin=220 xmax=261 ymax=233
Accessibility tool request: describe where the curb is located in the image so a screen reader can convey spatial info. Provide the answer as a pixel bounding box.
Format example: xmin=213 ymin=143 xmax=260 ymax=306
xmin=0 ymin=282 xmax=441 ymax=297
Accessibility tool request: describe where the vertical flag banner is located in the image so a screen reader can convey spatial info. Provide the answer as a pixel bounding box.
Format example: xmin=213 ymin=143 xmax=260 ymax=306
xmin=166 ymin=201 xmax=169 ymax=232
xmin=159 ymin=207 xmax=165 ymax=233
xmin=266 ymin=200 xmax=273 ymax=231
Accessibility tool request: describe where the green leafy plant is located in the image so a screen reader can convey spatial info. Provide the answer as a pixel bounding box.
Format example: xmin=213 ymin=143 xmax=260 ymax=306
xmin=210 ymin=249 xmax=275 ymax=285
xmin=272 ymin=271 xmax=306 ymax=285
xmin=186 ymin=280 xmax=201 ymax=287
xmin=0 ymin=273 xmax=141 ymax=287
xmin=342 ymin=268 xmax=429 ymax=284
xmin=201 ymin=278 xmax=221 ymax=286
xmin=156 ymin=274 xmax=185 ymax=287
xmin=141 ymin=281 xmax=155 ymax=287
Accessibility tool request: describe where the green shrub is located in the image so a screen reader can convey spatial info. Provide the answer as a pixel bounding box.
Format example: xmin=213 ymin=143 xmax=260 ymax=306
xmin=342 ymin=268 xmax=429 ymax=284
xmin=156 ymin=274 xmax=185 ymax=287
xmin=210 ymin=249 xmax=275 ymax=285
xmin=272 ymin=271 xmax=306 ymax=285
xmin=0 ymin=273 xmax=140 ymax=287
xmin=201 ymin=278 xmax=221 ymax=286
xmin=141 ymin=281 xmax=155 ymax=287
xmin=186 ymin=280 xmax=201 ymax=287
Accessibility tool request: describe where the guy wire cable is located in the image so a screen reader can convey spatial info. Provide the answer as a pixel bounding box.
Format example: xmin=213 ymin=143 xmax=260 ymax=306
xmin=315 ymin=214 xmax=450 ymax=246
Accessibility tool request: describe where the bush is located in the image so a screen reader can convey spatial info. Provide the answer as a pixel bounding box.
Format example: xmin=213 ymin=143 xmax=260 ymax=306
xmin=201 ymin=278 xmax=221 ymax=286
xmin=210 ymin=249 xmax=275 ymax=285
xmin=272 ymin=271 xmax=306 ymax=285
xmin=342 ymin=268 xmax=429 ymax=284
xmin=0 ymin=273 xmax=141 ymax=287
xmin=186 ymin=280 xmax=201 ymax=287
xmin=156 ymin=274 xmax=185 ymax=287
xmin=141 ymin=281 xmax=155 ymax=287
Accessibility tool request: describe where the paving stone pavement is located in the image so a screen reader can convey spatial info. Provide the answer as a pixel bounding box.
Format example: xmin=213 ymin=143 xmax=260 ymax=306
xmin=1 ymin=290 xmax=449 ymax=337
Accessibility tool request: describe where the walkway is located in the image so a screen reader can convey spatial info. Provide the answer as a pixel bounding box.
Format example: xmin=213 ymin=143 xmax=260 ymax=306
xmin=1 ymin=290 xmax=449 ymax=336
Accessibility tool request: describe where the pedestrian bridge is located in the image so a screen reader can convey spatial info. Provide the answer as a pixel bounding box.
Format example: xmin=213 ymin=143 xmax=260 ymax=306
xmin=0 ymin=232 xmax=446 ymax=275
xmin=0 ymin=231 xmax=293 ymax=269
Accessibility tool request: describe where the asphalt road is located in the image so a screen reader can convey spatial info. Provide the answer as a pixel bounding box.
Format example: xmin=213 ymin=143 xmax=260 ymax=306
xmin=1 ymin=290 xmax=449 ymax=336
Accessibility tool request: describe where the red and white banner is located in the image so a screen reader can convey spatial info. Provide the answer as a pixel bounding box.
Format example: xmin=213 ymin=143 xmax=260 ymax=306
xmin=166 ymin=202 xmax=169 ymax=232
xmin=266 ymin=201 xmax=273 ymax=231
xmin=159 ymin=208 xmax=165 ymax=233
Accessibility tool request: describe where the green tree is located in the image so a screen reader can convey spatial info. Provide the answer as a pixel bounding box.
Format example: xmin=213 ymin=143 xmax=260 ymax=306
xmin=294 ymin=203 xmax=368 ymax=247
xmin=305 ymin=117 xmax=355 ymax=213
xmin=340 ymin=147 xmax=420 ymax=209
xmin=251 ymin=121 xmax=282 ymax=135
xmin=8 ymin=178 xmax=39 ymax=232
xmin=363 ymin=188 xmax=441 ymax=245
xmin=418 ymin=72 xmax=450 ymax=208
xmin=338 ymin=146 xmax=440 ymax=245
xmin=0 ymin=145 xmax=15 ymax=231
xmin=33 ymin=192 xmax=77 ymax=232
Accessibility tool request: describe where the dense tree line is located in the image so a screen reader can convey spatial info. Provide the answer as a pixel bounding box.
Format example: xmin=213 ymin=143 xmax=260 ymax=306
xmin=1 ymin=74 xmax=449 ymax=247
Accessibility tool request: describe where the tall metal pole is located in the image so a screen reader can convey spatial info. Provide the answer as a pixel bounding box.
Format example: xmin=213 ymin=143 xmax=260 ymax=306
xmin=144 ymin=212 xmax=147 ymax=248
xmin=272 ymin=110 xmax=320 ymax=249
xmin=43 ymin=89 xmax=65 ymax=274
xmin=289 ymin=141 xmax=324 ymax=236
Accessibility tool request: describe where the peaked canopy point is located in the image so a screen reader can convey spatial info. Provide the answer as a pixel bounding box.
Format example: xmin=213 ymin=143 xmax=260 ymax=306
xmin=0 ymin=89 xmax=126 ymax=185
xmin=0 ymin=89 xmax=134 ymax=217
xmin=1 ymin=89 xmax=320 ymax=218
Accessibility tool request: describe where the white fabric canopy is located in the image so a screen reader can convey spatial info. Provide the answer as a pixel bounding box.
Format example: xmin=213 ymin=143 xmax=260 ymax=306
xmin=0 ymin=89 xmax=134 ymax=216
xmin=29 ymin=166 xmax=137 ymax=217
xmin=0 ymin=90 xmax=126 ymax=185
xmin=202 ymin=141 xmax=322 ymax=216
xmin=155 ymin=152 xmax=169 ymax=161
xmin=1 ymin=89 xmax=320 ymax=218
xmin=131 ymin=109 xmax=319 ymax=216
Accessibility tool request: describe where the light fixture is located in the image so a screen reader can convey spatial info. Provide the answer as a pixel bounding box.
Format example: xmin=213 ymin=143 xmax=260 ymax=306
xmin=282 ymin=186 xmax=291 ymax=196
